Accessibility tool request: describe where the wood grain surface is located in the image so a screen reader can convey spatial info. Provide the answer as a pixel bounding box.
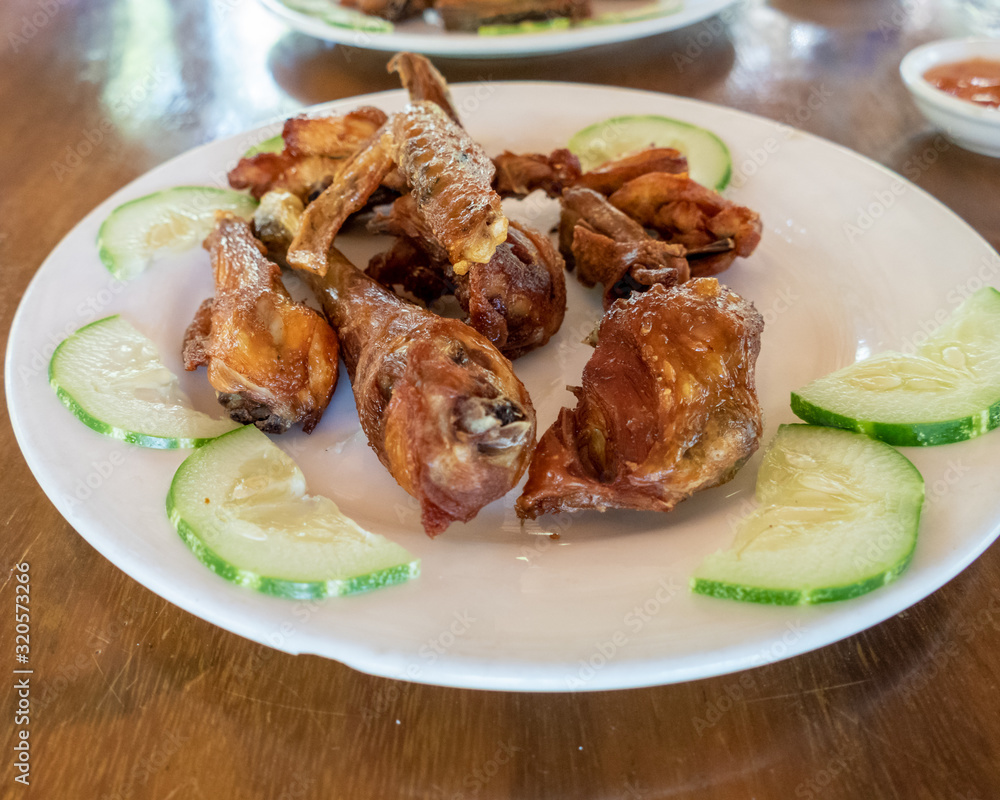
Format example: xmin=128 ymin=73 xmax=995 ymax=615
xmin=3 ymin=0 xmax=1000 ymax=797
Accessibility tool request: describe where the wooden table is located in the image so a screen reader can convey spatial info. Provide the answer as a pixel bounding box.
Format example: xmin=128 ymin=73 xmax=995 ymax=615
xmin=3 ymin=1 xmax=1000 ymax=797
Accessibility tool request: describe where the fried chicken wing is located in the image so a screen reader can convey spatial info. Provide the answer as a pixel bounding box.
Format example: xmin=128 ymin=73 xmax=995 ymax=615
xmin=516 ymin=279 xmax=764 ymax=519
xmin=302 ymin=248 xmax=536 ymax=536
xmin=608 ymin=173 xmax=763 ymax=277
xmin=367 ymin=195 xmax=566 ymax=358
xmin=388 ymin=52 xmax=460 ymax=123
xmin=560 ymin=187 xmax=688 ymax=307
xmin=182 ymin=215 xmax=339 ymax=434
xmin=573 ymin=147 xmax=688 ymax=196
xmin=287 ymin=101 xmax=508 ymax=278
xmin=493 ymin=149 xmax=582 ymax=198
xmin=227 ymin=107 xmax=388 ymax=201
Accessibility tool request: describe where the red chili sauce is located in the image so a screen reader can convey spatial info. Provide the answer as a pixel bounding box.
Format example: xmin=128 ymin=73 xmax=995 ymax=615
xmin=923 ymin=58 xmax=1000 ymax=109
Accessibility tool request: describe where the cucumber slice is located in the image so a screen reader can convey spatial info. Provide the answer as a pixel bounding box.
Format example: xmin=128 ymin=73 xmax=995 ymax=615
xmin=692 ymin=424 xmax=924 ymax=605
xmin=97 ymin=186 xmax=257 ymax=280
xmin=568 ymin=114 xmax=732 ymax=191
xmin=50 ymin=315 xmax=240 ymax=448
xmin=792 ymin=287 xmax=1000 ymax=446
xmin=243 ymin=134 xmax=284 ymax=158
xmin=167 ymin=425 xmax=419 ymax=599
xmin=281 ymin=0 xmax=394 ymax=32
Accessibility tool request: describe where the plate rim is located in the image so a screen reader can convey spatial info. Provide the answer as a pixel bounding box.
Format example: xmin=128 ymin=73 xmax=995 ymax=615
xmin=8 ymin=80 xmax=1000 ymax=692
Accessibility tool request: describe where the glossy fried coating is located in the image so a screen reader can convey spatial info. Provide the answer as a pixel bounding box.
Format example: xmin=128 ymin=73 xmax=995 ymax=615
xmin=573 ymin=147 xmax=688 ymax=196
xmin=287 ymin=101 xmax=508 ymax=277
xmin=608 ymin=173 xmax=763 ymax=277
xmin=388 ymin=52 xmax=460 ymax=123
xmin=342 ymin=0 xmax=429 ymax=21
xmin=516 ymin=279 xmax=764 ymax=519
xmin=493 ymin=149 xmax=582 ymax=198
xmin=390 ymin=101 xmax=508 ymax=275
xmin=367 ymin=195 xmax=566 ymax=358
xmin=227 ymin=107 xmax=388 ymax=201
xmin=560 ymin=187 xmax=688 ymax=307
xmin=304 ymin=249 xmax=536 ymax=537
xmin=182 ymin=215 xmax=339 ymax=434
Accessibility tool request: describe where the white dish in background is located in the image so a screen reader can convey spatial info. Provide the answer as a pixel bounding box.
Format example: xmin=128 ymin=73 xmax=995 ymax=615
xmin=8 ymin=83 xmax=1000 ymax=692
xmin=900 ymin=36 xmax=1000 ymax=157
xmin=257 ymin=0 xmax=739 ymax=58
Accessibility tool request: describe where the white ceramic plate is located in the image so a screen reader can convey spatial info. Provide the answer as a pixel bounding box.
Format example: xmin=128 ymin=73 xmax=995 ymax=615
xmin=257 ymin=0 xmax=739 ymax=58
xmin=8 ymin=83 xmax=1000 ymax=692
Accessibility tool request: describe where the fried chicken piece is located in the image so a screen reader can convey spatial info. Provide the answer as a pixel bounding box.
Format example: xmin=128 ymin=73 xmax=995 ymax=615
xmin=227 ymin=107 xmax=388 ymax=201
xmin=493 ymin=149 xmax=582 ymax=198
xmin=571 ymin=224 xmax=688 ymax=309
xmin=560 ymin=187 xmax=688 ymax=306
xmin=367 ymin=195 xmax=566 ymax=358
xmin=516 ymin=279 xmax=764 ymax=519
xmin=302 ymin=248 xmax=536 ymax=537
xmin=573 ymin=147 xmax=688 ymax=196
xmin=388 ymin=52 xmax=460 ymax=124
xmin=608 ymin=173 xmax=763 ymax=277
xmin=288 ymin=101 xmax=508 ymax=277
xmin=342 ymin=0 xmax=429 ymax=22
xmin=436 ymin=0 xmax=590 ymax=31
xmin=182 ymin=215 xmax=339 ymax=434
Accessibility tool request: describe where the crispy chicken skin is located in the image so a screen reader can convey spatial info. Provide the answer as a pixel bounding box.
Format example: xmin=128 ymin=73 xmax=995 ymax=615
xmin=367 ymin=195 xmax=566 ymax=358
xmin=303 ymin=248 xmax=536 ymax=537
xmin=182 ymin=215 xmax=339 ymax=434
xmin=608 ymin=173 xmax=763 ymax=277
xmin=573 ymin=147 xmax=688 ymax=196
xmin=387 ymin=52 xmax=460 ymax=124
xmin=492 ymin=149 xmax=582 ymax=198
xmin=516 ymin=279 xmax=764 ymax=519
xmin=287 ymin=101 xmax=508 ymax=277
xmin=227 ymin=107 xmax=388 ymax=201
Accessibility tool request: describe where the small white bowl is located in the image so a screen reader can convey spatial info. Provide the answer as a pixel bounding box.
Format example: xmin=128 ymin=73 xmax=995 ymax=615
xmin=900 ymin=37 xmax=1000 ymax=157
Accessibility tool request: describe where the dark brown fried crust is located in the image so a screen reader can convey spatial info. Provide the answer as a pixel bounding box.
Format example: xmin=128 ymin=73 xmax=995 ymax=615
xmin=493 ymin=149 xmax=582 ymax=198
xmin=516 ymin=279 xmax=764 ymax=519
xmin=303 ymin=248 xmax=535 ymax=537
xmin=436 ymin=0 xmax=590 ymax=30
xmin=573 ymin=147 xmax=688 ymax=196
xmin=185 ymin=215 xmax=340 ymax=434
xmin=388 ymin=52 xmax=460 ymax=123
xmin=608 ymin=173 xmax=763 ymax=277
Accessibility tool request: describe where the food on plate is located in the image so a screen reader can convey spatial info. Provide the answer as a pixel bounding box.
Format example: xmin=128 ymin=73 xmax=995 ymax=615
xmin=98 ymin=186 xmax=258 ymax=280
xmin=286 ymin=101 xmax=507 ymax=277
xmin=50 ymin=315 xmax=240 ymax=448
xmin=516 ymin=279 xmax=764 ymax=518
xmin=492 ymin=148 xmax=582 ymax=199
xmin=560 ymin=186 xmax=689 ymax=309
xmin=227 ymin=106 xmax=389 ymax=201
xmin=367 ymin=195 xmax=566 ymax=358
xmin=568 ymin=114 xmax=733 ymax=191
xmin=691 ymin=424 xmax=925 ymax=604
xmin=303 ymin=246 xmax=536 ymax=536
xmin=792 ymin=287 xmax=1000 ymax=446
xmin=167 ymin=425 xmax=419 ymax=598
xmin=572 ymin=146 xmax=688 ymax=196
xmin=436 ymin=0 xmax=590 ymax=31
xmin=923 ymin=58 xmax=1000 ymax=109
xmin=387 ymin=51 xmax=460 ymax=123
xmin=607 ymin=172 xmax=762 ymax=277
xmin=182 ymin=214 xmax=340 ymax=434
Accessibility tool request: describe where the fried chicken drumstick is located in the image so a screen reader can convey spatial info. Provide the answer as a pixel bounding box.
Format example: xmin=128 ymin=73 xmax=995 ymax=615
xmin=516 ymin=279 xmax=764 ymax=519
xmin=183 ymin=214 xmax=340 ymax=434
xmin=303 ymin=248 xmax=536 ymax=536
